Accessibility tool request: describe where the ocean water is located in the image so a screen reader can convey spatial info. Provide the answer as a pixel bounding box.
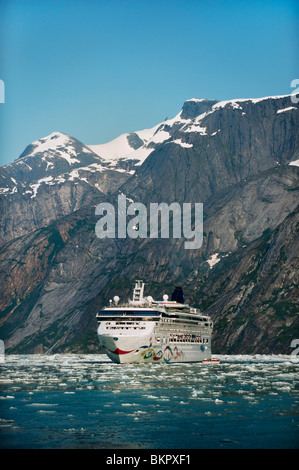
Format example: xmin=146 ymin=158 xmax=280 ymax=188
xmin=0 ymin=354 xmax=298 ymax=449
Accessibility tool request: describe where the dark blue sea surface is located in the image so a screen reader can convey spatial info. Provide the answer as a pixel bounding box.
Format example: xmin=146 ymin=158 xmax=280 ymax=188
xmin=0 ymin=354 xmax=298 ymax=449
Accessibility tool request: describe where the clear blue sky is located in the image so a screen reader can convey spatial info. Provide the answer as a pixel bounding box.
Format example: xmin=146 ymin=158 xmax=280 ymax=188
xmin=0 ymin=0 xmax=298 ymax=166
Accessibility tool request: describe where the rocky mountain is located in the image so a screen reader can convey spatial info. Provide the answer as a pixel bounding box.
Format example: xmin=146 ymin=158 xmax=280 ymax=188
xmin=0 ymin=94 xmax=298 ymax=354
xmin=122 ymin=95 xmax=299 ymax=205
xmin=0 ymin=132 xmax=130 ymax=245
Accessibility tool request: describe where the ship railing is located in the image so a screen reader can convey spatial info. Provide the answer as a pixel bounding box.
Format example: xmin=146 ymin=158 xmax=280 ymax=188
xmin=96 ymin=310 xmax=161 ymax=319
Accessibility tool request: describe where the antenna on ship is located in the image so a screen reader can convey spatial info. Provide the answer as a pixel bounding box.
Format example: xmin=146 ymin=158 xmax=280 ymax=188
xmin=131 ymin=280 xmax=145 ymax=304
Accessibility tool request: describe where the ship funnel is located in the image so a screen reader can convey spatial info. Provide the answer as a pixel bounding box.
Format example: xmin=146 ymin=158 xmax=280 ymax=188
xmin=171 ymin=286 xmax=184 ymax=304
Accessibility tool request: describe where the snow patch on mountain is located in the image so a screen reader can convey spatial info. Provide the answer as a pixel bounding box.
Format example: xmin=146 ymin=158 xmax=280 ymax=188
xmin=277 ymin=106 xmax=297 ymax=114
xmin=150 ymin=129 xmax=171 ymax=144
xmin=161 ymin=110 xmax=190 ymax=127
xmin=88 ymin=122 xmax=174 ymax=167
xmin=0 ymin=187 xmax=17 ymax=195
xmin=207 ymin=253 xmax=221 ymax=268
xmin=27 ymin=161 xmax=110 ymax=197
xmin=212 ymin=94 xmax=294 ymax=110
xmin=171 ymin=139 xmax=193 ymax=148
xmin=289 ymin=159 xmax=299 ymax=167
xmin=183 ymin=123 xmax=208 ymax=135
xmin=14 ymin=160 xmax=32 ymax=170
xmin=88 ymin=109 xmax=196 ymax=166
xmin=185 ymin=98 xmax=207 ymax=103
xmin=89 ymin=133 xmax=138 ymax=161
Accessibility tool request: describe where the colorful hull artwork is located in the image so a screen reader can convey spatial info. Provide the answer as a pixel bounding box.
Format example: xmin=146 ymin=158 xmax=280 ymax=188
xmin=155 ymin=346 xmax=184 ymax=363
xmin=110 ymin=345 xmax=185 ymax=363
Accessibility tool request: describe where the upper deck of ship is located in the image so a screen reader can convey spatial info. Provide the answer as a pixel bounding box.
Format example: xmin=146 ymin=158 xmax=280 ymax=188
xmin=96 ymin=300 xmax=210 ymax=323
xmin=96 ymin=280 xmax=211 ymax=324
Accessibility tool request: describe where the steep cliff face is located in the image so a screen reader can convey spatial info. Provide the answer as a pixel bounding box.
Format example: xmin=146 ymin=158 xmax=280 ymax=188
xmin=194 ymin=207 xmax=299 ymax=354
xmin=0 ymin=95 xmax=298 ymax=354
xmin=121 ymin=95 xmax=299 ymax=205
xmin=0 ymin=204 xmax=105 ymax=353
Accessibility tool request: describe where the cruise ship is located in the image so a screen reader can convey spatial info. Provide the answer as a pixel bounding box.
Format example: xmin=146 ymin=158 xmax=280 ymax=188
xmin=96 ymin=280 xmax=216 ymax=364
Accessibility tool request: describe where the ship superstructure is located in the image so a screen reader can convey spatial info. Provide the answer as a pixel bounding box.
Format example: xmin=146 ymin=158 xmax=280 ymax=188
xmin=96 ymin=280 xmax=214 ymax=364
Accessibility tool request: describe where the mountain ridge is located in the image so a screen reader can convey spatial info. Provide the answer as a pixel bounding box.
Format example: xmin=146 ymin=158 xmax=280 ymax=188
xmin=0 ymin=93 xmax=298 ymax=354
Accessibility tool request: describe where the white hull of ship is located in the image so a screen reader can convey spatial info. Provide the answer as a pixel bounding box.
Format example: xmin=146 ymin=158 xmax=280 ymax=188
xmin=97 ymin=324 xmax=212 ymax=364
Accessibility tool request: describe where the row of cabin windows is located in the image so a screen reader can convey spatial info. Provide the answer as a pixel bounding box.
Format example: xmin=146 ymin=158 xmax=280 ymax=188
xmin=156 ymin=336 xmax=209 ymax=344
xmin=162 ymin=318 xmax=211 ymax=327
xmin=99 ymin=311 xmax=210 ymax=325
xmin=105 ymin=325 xmax=146 ymax=330
xmin=101 ymin=318 xmax=211 ymax=327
